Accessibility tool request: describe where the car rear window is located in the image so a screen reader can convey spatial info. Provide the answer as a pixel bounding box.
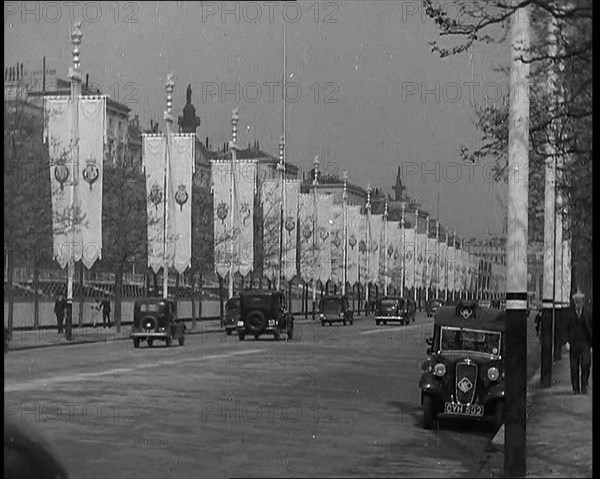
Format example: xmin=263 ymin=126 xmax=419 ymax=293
xmin=140 ymin=303 xmax=160 ymax=312
xmin=380 ymin=299 xmax=402 ymax=308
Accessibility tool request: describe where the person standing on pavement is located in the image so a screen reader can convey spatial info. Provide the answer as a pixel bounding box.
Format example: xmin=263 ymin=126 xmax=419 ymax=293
xmin=565 ymin=291 xmax=593 ymax=395
xmin=99 ymin=294 xmax=112 ymax=328
xmin=54 ymin=294 xmax=66 ymax=334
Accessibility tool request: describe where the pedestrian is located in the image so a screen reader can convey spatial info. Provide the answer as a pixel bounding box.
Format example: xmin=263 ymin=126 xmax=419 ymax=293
xmin=54 ymin=294 xmax=65 ymax=334
xmin=565 ymin=291 xmax=593 ymax=395
xmin=534 ymin=309 xmax=543 ymax=339
xmin=91 ymin=298 xmax=101 ymax=328
xmin=99 ymin=294 xmax=112 ymax=328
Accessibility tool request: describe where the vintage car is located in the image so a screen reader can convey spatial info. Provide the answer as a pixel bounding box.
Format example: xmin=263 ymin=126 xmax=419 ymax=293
xmin=223 ymin=296 xmax=240 ymax=335
xmin=425 ymin=298 xmax=444 ymax=317
xmin=238 ymin=290 xmax=294 ymax=341
xmin=130 ymin=298 xmax=186 ymax=348
xmin=419 ymin=300 xmax=506 ymax=430
xmin=319 ymin=295 xmax=354 ymax=326
xmin=375 ymin=296 xmax=414 ymax=325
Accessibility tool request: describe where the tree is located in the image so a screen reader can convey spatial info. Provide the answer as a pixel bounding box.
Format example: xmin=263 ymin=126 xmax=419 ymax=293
xmin=423 ymin=0 xmax=592 ymax=293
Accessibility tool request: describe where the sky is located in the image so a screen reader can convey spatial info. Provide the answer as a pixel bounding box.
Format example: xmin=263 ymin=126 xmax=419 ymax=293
xmin=5 ymin=0 xmax=511 ymax=239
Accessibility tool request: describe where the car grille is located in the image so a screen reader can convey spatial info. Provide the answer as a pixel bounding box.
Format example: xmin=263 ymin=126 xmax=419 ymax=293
xmin=455 ymin=361 xmax=478 ymax=404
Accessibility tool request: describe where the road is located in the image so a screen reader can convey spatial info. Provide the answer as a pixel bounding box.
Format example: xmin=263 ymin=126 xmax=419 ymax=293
xmin=4 ymin=311 xmax=540 ymax=478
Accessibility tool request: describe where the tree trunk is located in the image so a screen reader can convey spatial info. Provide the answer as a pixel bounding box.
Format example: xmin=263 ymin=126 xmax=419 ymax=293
xmin=191 ymin=271 xmax=197 ymax=330
xmin=218 ymin=275 xmax=224 ymax=328
xmin=33 ymin=261 xmax=40 ymax=330
xmin=79 ymin=262 xmax=84 ymax=327
xmin=6 ymin=251 xmax=14 ymax=334
xmin=198 ymin=272 xmax=203 ymax=322
xmin=115 ymin=266 xmax=123 ymax=334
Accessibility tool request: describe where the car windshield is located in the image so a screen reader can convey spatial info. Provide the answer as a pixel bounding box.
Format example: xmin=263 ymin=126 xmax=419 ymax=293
xmin=380 ymin=299 xmax=402 ymax=308
xmin=227 ymin=298 xmax=240 ymax=311
xmin=140 ymin=303 xmax=161 ymax=312
xmin=322 ymin=299 xmax=343 ymax=313
xmin=440 ymin=327 xmax=501 ymax=356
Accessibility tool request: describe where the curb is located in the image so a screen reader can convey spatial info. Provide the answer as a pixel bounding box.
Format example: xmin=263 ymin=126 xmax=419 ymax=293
xmin=490 ymin=369 xmax=542 ymax=447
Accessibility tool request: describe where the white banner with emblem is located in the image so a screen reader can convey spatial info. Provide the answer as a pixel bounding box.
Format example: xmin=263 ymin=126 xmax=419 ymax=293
xmin=346 ymin=206 xmax=361 ymax=286
xmin=283 ymin=180 xmax=300 ymax=281
xmin=299 ymin=193 xmax=316 ymax=283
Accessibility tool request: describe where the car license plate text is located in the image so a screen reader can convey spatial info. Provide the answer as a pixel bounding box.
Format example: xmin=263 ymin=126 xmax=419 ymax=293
xmin=444 ymin=402 xmax=483 ymax=417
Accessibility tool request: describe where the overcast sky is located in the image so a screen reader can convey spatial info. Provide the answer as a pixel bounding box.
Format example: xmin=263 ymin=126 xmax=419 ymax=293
xmin=5 ymin=0 xmax=511 ymax=239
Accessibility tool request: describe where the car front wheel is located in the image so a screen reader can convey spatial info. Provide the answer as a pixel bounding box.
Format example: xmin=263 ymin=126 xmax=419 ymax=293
xmin=165 ymin=336 xmax=172 ymax=347
xmin=423 ymin=394 xmax=436 ymax=430
xmin=274 ymin=330 xmax=281 ymax=341
xmin=376 ymin=320 xmax=380 ymax=325
xmin=133 ymin=338 xmax=140 ymax=349
xmin=178 ymin=336 xmax=185 ymax=346
xmin=238 ymin=332 xmax=245 ymax=341
xmin=226 ymin=329 xmax=232 ymax=336
xmin=147 ymin=339 xmax=153 ymax=347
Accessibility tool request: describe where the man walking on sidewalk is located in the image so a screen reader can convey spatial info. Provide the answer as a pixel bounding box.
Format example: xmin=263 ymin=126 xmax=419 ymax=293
xmin=100 ymin=294 xmax=112 ymax=329
xmin=565 ymin=291 xmax=593 ymax=395
xmin=54 ymin=294 xmax=66 ymax=334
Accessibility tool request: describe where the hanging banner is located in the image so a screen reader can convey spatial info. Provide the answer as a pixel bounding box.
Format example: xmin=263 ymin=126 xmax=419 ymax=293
xmin=427 ymin=237 xmax=437 ymax=290
xmin=142 ymin=134 xmax=167 ymax=274
xmin=211 ymin=160 xmax=236 ymax=279
xmin=261 ymin=179 xmax=281 ymax=282
xmin=317 ymin=194 xmax=333 ymax=285
xmin=561 ymin=238 xmax=571 ymax=307
xmin=358 ymin=213 xmax=368 ymax=287
xmin=45 ymin=96 xmax=76 ymax=269
xmin=77 ymin=96 xmax=106 ymax=269
xmin=368 ymin=214 xmax=383 ymax=283
xmin=283 ymin=180 xmax=300 ymax=281
xmin=439 ymin=241 xmax=447 ymax=293
xmin=346 ymin=206 xmax=361 ymax=286
xmin=235 ymin=160 xmax=257 ymax=277
xmin=404 ymin=228 xmax=415 ymax=290
xmin=299 ymin=193 xmax=316 ymax=282
xmin=415 ymin=231 xmax=427 ymax=288
xmin=447 ymin=243 xmax=456 ymax=293
xmin=385 ymin=221 xmax=400 ymax=290
xmin=330 ymin=204 xmax=344 ymax=285
xmin=167 ymin=133 xmax=195 ymax=274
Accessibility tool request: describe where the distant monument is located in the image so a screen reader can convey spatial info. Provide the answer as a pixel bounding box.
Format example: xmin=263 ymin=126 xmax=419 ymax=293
xmin=393 ymin=166 xmax=406 ymax=201
xmin=178 ymin=84 xmax=201 ymax=134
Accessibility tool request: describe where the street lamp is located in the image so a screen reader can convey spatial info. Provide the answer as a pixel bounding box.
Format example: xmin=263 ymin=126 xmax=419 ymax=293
xmin=228 ymin=108 xmax=239 ymax=299
xmin=365 ymin=184 xmax=372 ymax=308
xmin=401 ymin=201 xmax=406 ymax=296
xmin=383 ymin=200 xmax=389 ymax=296
xmin=277 ymin=135 xmax=285 ymax=292
xmin=311 ymin=156 xmax=319 ymax=318
xmin=162 ymin=73 xmax=175 ymax=300
xmin=342 ymin=170 xmax=349 ymax=297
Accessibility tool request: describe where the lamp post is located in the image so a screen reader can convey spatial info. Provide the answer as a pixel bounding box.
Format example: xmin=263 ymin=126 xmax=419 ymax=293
xmin=342 ymin=171 xmax=349 ymax=296
xmin=162 ymin=73 xmax=175 ymax=300
xmin=383 ymin=200 xmax=389 ymax=296
xmin=277 ymin=135 xmax=285 ymax=292
xmin=312 ymin=156 xmax=319 ymax=317
xmin=365 ymin=184 xmax=372 ymax=307
xmin=401 ymin=201 xmax=406 ymax=296
xmin=444 ymin=231 xmax=449 ymax=302
xmin=413 ymin=209 xmax=418 ymax=306
xmin=425 ymin=215 xmax=430 ymax=303
xmin=436 ymin=220 xmax=440 ymax=300
xmin=228 ymin=108 xmax=239 ymax=299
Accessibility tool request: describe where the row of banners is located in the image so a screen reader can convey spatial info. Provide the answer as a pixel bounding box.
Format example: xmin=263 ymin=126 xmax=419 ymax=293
xmin=210 ymin=161 xmax=508 ymax=294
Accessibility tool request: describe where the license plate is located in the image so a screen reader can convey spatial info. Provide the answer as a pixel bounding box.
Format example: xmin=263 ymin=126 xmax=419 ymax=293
xmin=444 ymin=402 xmax=483 ymax=417
xmin=237 ymin=321 xmax=244 ymax=327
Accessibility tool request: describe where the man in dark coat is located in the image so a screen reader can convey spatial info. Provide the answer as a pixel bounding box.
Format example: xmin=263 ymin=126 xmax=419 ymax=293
xmin=54 ymin=294 xmax=66 ymax=334
xmin=565 ymin=291 xmax=593 ymax=395
xmin=99 ymin=294 xmax=112 ymax=328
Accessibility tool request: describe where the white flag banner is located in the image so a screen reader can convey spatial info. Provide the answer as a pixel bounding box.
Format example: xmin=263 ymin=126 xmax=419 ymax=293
xmin=299 ymin=193 xmax=316 ymax=282
xmin=45 ymin=96 xmax=76 ymax=269
xmin=77 ymin=96 xmax=106 ymax=269
xmin=427 ymin=237 xmax=437 ymax=289
xmin=439 ymin=241 xmax=448 ymax=293
xmin=143 ymin=134 xmax=167 ymax=274
xmin=415 ymin=232 xmax=427 ymax=288
xmin=383 ymin=221 xmax=399 ymax=289
xmin=168 ymin=133 xmax=195 ymax=274
xmin=261 ymin=179 xmax=281 ymax=282
xmin=389 ymin=222 xmax=402 ymax=290
xmin=235 ymin=160 xmax=257 ymax=277
xmin=455 ymin=248 xmax=464 ymax=293
xmin=330 ymin=204 xmax=344 ymax=285
xmin=211 ymin=160 xmax=236 ymax=279
xmin=283 ymin=180 xmax=300 ymax=281
xmin=317 ymin=194 xmax=333 ymax=284
xmin=358 ymin=213 xmax=368 ymax=286
xmin=447 ymin=244 xmax=456 ymax=292
xmin=404 ymin=228 xmax=415 ymax=289
xmin=347 ymin=206 xmax=361 ymax=286
xmin=368 ymin=214 xmax=382 ymax=283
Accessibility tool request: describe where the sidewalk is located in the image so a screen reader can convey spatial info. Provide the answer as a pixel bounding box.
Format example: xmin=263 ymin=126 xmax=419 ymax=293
xmin=484 ymin=355 xmax=593 ymax=478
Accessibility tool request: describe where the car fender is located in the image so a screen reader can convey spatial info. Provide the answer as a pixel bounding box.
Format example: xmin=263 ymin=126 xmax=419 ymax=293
xmin=419 ymin=374 xmax=445 ymax=402
xmin=480 ymin=382 xmax=506 ymax=404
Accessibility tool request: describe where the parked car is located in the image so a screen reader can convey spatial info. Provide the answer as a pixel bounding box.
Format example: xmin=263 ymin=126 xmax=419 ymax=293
xmin=319 ymin=295 xmax=353 ymax=326
xmin=425 ymin=299 xmax=444 ymax=317
xmin=130 ymin=298 xmax=185 ymax=348
xmin=238 ymin=290 xmax=294 ymax=341
xmin=223 ymin=296 xmax=240 ymax=335
xmin=419 ymin=300 xmax=506 ymax=430
xmin=375 ymin=296 xmax=414 ymax=325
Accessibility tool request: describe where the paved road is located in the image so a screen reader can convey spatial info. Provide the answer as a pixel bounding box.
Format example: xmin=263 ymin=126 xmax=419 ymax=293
xmin=4 ymin=312 xmax=540 ymax=478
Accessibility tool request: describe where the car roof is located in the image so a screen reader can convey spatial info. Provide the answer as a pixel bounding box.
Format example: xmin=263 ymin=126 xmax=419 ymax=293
xmin=241 ymin=289 xmax=283 ymax=296
xmin=322 ymin=295 xmax=346 ymax=300
xmin=434 ymin=302 xmax=506 ymax=333
xmin=135 ymin=298 xmax=175 ymax=305
xmin=379 ymin=296 xmax=404 ymax=300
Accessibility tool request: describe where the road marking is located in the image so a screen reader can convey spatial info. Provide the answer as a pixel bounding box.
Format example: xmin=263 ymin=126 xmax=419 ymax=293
xmin=360 ymin=322 xmax=428 ymax=335
xmin=5 ymin=349 xmax=264 ymax=393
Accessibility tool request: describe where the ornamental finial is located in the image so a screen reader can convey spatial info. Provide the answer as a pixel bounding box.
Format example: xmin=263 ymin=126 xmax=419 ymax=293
xmin=71 ymin=21 xmax=83 ymax=72
xmin=231 ymin=108 xmax=239 ymax=143
xmin=165 ymin=72 xmax=175 ymax=114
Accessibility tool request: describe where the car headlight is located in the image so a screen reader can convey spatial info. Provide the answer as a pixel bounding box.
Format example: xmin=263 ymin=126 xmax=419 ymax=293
xmin=320 ymin=314 xmax=325 ymax=319
xmin=433 ymin=363 xmax=446 ymax=377
xmin=488 ymin=367 xmax=500 ymax=381
xmin=339 ymin=312 xmax=344 ymax=318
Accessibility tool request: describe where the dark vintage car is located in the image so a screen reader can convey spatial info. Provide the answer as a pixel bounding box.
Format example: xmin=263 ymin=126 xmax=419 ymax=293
xmin=223 ymin=296 xmax=240 ymax=335
xmin=425 ymin=298 xmax=444 ymax=318
xmin=375 ymin=296 xmax=414 ymax=325
xmin=419 ymin=300 xmax=506 ymax=430
xmin=319 ymin=295 xmax=353 ymax=326
xmin=130 ymin=298 xmax=186 ymax=348
xmin=238 ymin=290 xmax=294 ymax=341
